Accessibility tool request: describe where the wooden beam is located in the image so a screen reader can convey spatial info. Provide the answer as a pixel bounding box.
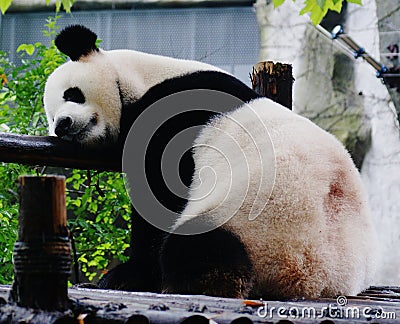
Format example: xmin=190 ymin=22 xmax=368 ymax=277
xmin=2 ymin=284 xmax=400 ymax=323
xmin=0 ymin=132 xmax=122 ymax=172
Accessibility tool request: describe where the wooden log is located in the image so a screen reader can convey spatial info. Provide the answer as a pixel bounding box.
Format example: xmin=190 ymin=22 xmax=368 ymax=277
xmin=0 ymin=63 xmax=294 ymax=172
xmin=0 ymin=132 xmax=121 ymax=172
xmin=10 ymin=176 xmax=71 ymax=311
xmin=251 ymin=61 xmax=294 ymax=110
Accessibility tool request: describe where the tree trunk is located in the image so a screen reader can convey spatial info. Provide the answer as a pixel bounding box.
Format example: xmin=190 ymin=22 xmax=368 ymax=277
xmin=251 ymin=61 xmax=294 ymax=110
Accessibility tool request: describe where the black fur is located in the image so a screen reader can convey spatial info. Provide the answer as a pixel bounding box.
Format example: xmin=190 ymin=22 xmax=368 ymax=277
xmin=99 ymin=71 xmax=260 ymax=294
xmin=118 ymin=71 xmax=260 ymax=215
xmin=161 ymin=226 xmax=253 ymax=298
xmin=55 ymin=25 xmax=99 ymax=61
xmin=63 ymin=87 xmax=85 ymax=104
xmin=119 ymin=70 xmax=260 ymax=141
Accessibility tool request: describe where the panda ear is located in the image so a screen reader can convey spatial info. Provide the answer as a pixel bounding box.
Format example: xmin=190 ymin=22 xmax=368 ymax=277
xmin=55 ymin=25 xmax=99 ymax=61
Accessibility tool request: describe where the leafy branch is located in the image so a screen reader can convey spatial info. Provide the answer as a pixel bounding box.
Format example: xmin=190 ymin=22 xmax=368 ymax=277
xmin=0 ymin=17 xmax=131 ymax=285
xmin=0 ymin=0 xmax=74 ymax=14
xmin=272 ymin=0 xmax=362 ymax=25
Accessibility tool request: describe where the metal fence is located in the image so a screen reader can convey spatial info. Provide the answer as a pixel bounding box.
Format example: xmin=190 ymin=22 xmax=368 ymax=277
xmin=0 ymin=6 xmax=260 ymax=85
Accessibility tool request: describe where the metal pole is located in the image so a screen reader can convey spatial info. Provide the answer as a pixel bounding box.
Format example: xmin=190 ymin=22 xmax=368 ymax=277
xmin=331 ymin=25 xmax=388 ymax=76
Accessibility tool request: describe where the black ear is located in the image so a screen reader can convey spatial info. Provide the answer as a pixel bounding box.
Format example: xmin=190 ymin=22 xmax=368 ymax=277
xmin=55 ymin=25 xmax=99 ymax=61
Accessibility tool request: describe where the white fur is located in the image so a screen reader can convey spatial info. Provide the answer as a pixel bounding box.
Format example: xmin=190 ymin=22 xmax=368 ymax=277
xmin=178 ymin=98 xmax=378 ymax=298
xmin=44 ymin=49 xmax=221 ymax=145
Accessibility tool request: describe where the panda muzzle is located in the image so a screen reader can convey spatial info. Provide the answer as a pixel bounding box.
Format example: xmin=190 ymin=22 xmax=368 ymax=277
xmin=55 ymin=115 xmax=98 ymax=143
xmin=55 ymin=116 xmax=73 ymax=138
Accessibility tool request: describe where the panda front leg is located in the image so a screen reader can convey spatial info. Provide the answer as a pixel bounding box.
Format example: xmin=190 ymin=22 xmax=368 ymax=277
xmin=98 ymin=208 xmax=164 ymax=292
xmin=161 ymin=226 xmax=254 ymax=298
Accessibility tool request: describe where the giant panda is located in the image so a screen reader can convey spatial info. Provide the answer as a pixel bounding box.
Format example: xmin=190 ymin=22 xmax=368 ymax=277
xmin=44 ymin=25 xmax=378 ymax=299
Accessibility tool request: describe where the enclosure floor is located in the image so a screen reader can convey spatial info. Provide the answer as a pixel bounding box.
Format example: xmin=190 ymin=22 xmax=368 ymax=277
xmin=1 ymin=285 xmax=400 ymax=323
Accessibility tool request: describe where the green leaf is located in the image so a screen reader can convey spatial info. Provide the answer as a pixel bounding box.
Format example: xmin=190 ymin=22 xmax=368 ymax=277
xmin=299 ymin=0 xmax=343 ymax=25
xmin=299 ymin=0 xmax=316 ymax=16
xmin=272 ymin=0 xmax=286 ymax=7
xmin=329 ymin=0 xmax=342 ymax=13
xmin=272 ymin=0 xmax=361 ymax=25
xmin=323 ymin=0 xmax=342 ymax=13
xmin=309 ymin=2 xmax=328 ymax=25
xmin=315 ymin=0 xmax=326 ymax=9
xmin=55 ymin=0 xmax=61 ymax=12
xmin=62 ymin=0 xmax=73 ymax=13
xmin=0 ymin=0 xmax=12 ymax=14
xmin=16 ymin=44 xmax=36 ymax=56
xmin=79 ymin=255 xmax=88 ymax=263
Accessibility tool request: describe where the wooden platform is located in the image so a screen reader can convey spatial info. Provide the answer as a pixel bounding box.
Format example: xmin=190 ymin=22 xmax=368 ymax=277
xmin=1 ymin=285 xmax=400 ymax=323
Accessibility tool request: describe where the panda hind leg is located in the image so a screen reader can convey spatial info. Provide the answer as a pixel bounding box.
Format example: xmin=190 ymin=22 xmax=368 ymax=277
xmin=98 ymin=259 xmax=162 ymax=292
xmin=161 ymin=227 xmax=254 ymax=298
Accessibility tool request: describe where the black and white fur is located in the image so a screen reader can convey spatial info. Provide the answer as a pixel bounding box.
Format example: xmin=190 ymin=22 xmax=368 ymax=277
xmin=44 ymin=25 xmax=378 ymax=299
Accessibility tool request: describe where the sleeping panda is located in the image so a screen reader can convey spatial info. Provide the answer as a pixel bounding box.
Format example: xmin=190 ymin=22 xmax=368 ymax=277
xmin=44 ymin=25 xmax=378 ymax=299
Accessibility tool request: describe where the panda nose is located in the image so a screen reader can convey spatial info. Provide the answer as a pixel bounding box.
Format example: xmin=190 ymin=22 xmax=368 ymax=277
xmin=55 ymin=116 xmax=73 ymax=137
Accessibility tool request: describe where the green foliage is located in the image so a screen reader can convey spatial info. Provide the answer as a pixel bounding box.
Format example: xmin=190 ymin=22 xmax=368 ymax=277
xmin=0 ymin=17 xmax=63 ymax=285
xmin=272 ymin=0 xmax=362 ymax=25
xmin=0 ymin=18 xmax=65 ymax=136
xmin=0 ymin=17 xmax=64 ymax=284
xmin=0 ymin=0 xmax=74 ymax=14
xmin=0 ymin=0 xmax=11 ymax=14
xmin=66 ymin=170 xmax=131 ymax=282
xmin=0 ymin=17 xmax=131 ymax=284
xmin=0 ymin=164 xmax=36 ymax=283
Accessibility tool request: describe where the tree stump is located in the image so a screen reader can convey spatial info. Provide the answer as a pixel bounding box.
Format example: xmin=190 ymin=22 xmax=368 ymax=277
xmin=10 ymin=176 xmax=71 ymax=311
xmin=251 ymin=61 xmax=294 ymax=110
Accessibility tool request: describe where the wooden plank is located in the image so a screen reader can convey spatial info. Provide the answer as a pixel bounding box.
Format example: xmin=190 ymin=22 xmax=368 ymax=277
xmin=1 ymin=285 xmax=400 ymax=323
xmin=0 ymin=132 xmax=122 ymax=172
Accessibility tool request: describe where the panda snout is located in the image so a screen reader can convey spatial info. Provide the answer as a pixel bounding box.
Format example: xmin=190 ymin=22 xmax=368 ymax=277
xmin=55 ymin=116 xmax=73 ymax=137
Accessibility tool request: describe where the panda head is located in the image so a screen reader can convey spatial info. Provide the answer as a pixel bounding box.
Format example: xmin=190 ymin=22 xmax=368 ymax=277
xmin=44 ymin=25 xmax=122 ymax=146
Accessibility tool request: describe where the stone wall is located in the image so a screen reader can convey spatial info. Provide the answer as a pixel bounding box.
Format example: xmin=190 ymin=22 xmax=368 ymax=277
xmin=255 ymin=0 xmax=400 ymax=285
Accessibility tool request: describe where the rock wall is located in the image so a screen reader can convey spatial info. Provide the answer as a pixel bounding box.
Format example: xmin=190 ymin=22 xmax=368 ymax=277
xmin=254 ymin=0 xmax=370 ymax=169
xmin=255 ymin=0 xmax=400 ymax=285
xmin=355 ymin=0 xmax=400 ymax=285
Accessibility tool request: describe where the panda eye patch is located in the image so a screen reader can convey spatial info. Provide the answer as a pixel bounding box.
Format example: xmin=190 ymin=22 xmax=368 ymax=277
xmin=63 ymin=87 xmax=85 ymax=104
